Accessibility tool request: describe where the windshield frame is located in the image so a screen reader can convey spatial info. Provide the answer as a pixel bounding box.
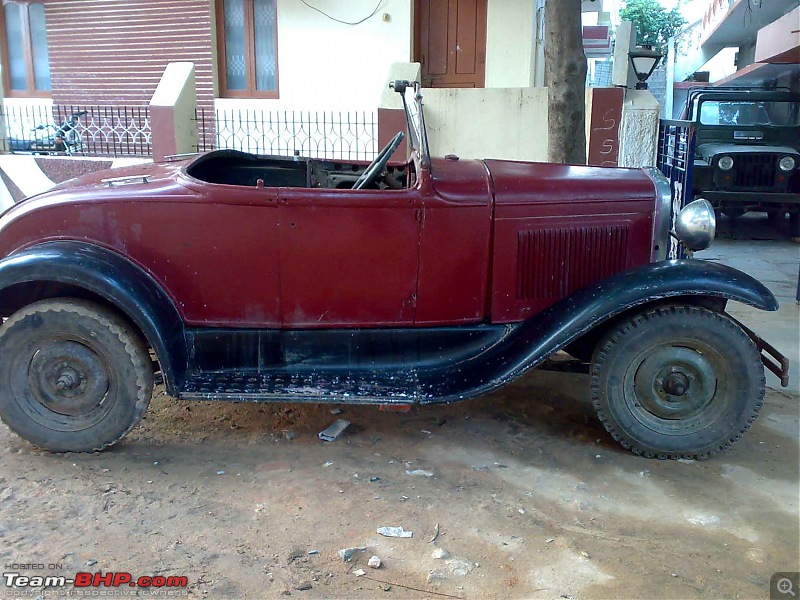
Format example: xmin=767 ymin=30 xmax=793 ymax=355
xmin=391 ymin=80 xmax=431 ymax=168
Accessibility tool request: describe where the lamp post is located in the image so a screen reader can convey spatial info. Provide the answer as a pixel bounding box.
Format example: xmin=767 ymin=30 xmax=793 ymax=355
xmin=628 ymin=44 xmax=663 ymax=90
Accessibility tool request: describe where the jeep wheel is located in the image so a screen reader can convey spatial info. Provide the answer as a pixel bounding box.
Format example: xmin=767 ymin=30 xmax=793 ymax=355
xmin=591 ymin=306 xmax=764 ymax=459
xmin=789 ymin=213 xmax=800 ymax=241
xmin=767 ymin=210 xmax=785 ymax=223
xmin=0 ymin=299 xmax=153 ymax=452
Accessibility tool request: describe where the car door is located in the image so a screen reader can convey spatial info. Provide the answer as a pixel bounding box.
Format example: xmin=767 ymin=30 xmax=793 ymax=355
xmin=278 ymin=187 xmax=422 ymax=328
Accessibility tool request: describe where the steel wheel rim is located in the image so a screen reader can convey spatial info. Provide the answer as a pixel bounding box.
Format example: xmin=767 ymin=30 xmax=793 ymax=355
xmin=622 ymin=340 xmax=729 ymax=435
xmin=10 ymin=335 xmax=117 ymax=432
xmin=28 ymin=341 xmax=110 ymax=416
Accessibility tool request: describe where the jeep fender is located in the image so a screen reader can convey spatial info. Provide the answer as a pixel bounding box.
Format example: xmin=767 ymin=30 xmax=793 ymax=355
xmin=418 ymin=259 xmax=778 ymax=403
xmin=0 ymin=241 xmax=187 ymax=394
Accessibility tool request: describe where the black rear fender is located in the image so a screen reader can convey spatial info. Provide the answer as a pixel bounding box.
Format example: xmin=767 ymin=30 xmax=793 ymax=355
xmin=0 ymin=241 xmax=187 ymax=394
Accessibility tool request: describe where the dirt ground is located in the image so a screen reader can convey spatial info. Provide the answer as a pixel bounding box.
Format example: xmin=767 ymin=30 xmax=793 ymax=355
xmin=1 ymin=368 xmax=798 ymax=600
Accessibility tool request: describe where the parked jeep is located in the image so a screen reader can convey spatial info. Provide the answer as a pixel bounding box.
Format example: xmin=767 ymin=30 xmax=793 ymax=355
xmin=0 ymin=81 xmax=789 ymax=459
xmin=682 ymin=87 xmax=800 ymax=235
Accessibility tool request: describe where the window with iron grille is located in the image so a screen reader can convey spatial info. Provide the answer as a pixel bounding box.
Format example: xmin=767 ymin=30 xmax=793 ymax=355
xmin=216 ymin=0 xmax=279 ymax=98
xmin=1 ymin=0 xmax=51 ymax=97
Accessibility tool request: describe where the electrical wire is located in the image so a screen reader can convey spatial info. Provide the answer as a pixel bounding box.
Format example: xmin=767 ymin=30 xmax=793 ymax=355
xmin=298 ymin=0 xmax=384 ymax=26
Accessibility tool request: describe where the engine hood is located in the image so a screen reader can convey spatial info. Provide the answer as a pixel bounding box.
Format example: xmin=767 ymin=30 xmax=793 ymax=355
xmin=483 ymin=159 xmax=656 ymax=206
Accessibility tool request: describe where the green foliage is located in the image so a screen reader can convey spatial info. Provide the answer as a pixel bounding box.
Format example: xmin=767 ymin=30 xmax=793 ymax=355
xmin=620 ymin=0 xmax=687 ymax=50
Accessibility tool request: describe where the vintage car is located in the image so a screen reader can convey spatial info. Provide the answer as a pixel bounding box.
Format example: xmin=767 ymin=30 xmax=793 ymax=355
xmin=0 ymin=81 xmax=789 ymax=459
xmin=681 ymin=87 xmax=800 ymax=235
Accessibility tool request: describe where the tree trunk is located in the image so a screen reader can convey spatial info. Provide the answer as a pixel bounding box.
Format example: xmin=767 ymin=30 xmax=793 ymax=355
xmin=545 ymin=0 xmax=588 ymax=165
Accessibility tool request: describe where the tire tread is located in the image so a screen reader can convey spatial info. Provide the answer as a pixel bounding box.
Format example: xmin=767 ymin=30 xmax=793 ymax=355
xmin=590 ymin=305 xmax=765 ymax=460
xmin=0 ymin=299 xmax=153 ymax=452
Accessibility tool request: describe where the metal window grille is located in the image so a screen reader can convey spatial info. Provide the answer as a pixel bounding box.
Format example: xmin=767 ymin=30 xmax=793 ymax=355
xmin=1 ymin=104 xmax=151 ymax=157
xmin=194 ymin=108 xmax=378 ymax=161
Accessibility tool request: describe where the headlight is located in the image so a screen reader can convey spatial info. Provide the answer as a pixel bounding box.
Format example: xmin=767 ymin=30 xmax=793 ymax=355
xmin=717 ymin=156 xmax=734 ymax=171
xmin=779 ymin=156 xmax=796 ymax=171
xmin=675 ymin=199 xmax=716 ymax=252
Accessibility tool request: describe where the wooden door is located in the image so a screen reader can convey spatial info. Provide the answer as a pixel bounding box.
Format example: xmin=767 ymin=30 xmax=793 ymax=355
xmin=415 ymin=0 xmax=487 ymax=88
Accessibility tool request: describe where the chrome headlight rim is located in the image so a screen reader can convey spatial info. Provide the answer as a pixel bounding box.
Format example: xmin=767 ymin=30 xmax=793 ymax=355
xmin=779 ymin=156 xmax=796 ymax=172
xmin=674 ymin=198 xmax=716 ymax=252
xmin=717 ymin=155 xmax=734 ymax=171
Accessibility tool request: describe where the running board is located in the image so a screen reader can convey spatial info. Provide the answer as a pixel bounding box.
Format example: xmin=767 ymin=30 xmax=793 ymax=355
xmin=180 ymin=369 xmax=423 ymax=404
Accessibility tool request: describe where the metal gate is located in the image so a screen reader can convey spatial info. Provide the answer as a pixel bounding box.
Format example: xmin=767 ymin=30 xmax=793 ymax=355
xmin=656 ymin=119 xmax=696 ymax=259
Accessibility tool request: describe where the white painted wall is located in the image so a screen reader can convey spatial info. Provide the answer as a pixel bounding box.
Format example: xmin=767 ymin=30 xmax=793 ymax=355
xmin=485 ymin=0 xmax=535 ymax=88
xmin=219 ymin=0 xmax=542 ymax=113
xmin=150 ymin=62 xmax=198 ymax=161
xmin=217 ymin=0 xmax=412 ymax=112
xmin=423 ymin=87 xmax=548 ymax=162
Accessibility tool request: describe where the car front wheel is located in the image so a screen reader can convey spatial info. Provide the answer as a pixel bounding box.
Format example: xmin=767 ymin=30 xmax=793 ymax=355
xmin=0 ymin=299 xmax=153 ymax=452
xmin=591 ymin=306 xmax=764 ymax=459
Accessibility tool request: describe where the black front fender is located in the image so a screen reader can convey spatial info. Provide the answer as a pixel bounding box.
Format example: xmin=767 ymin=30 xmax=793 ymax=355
xmin=418 ymin=259 xmax=777 ymax=403
xmin=0 ymin=241 xmax=187 ymax=394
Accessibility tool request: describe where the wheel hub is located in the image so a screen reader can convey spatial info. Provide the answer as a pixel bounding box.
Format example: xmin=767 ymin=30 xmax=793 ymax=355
xmin=662 ymin=372 xmax=690 ymax=397
xmin=56 ymin=367 xmax=82 ymax=391
xmin=633 ymin=347 xmax=717 ymax=420
xmin=28 ymin=341 xmax=110 ymax=416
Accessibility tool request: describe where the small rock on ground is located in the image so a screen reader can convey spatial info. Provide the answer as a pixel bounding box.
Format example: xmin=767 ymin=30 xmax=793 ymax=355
xmin=338 ymin=547 xmax=366 ymax=562
xmin=431 ymin=547 xmax=450 ymax=560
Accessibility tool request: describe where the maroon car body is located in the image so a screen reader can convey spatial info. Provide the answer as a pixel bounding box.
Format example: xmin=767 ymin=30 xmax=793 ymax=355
xmin=0 ymin=156 xmax=656 ymax=328
xmin=0 ymin=81 xmax=787 ymax=458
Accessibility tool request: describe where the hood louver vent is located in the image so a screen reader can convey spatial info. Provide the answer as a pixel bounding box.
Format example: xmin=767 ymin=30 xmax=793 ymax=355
xmin=516 ymin=225 xmax=630 ymax=301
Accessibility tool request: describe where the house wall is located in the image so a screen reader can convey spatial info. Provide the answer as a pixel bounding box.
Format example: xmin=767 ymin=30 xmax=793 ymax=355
xmin=485 ymin=0 xmax=535 ymax=88
xmin=43 ymin=0 xmax=215 ymax=107
xmin=217 ymin=0 xmax=413 ymax=112
xmin=736 ymin=42 xmax=757 ymax=70
xmin=5 ymin=0 xmax=539 ymax=113
xmin=422 ymin=87 xmax=549 ymax=162
xmin=218 ymin=0 xmax=537 ymax=111
xmin=754 ymin=6 xmax=800 ymax=64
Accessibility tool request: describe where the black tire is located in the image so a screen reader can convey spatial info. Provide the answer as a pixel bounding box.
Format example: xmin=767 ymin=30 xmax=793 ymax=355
xmin=789 ymin=213 xmax=800 ymax=240
xmin=591 ymin=306 xmax=764 ymax=459
xmin=767 ymin=210 xmax=785 ymax=223
xmin=565 ymin=334 xmax=599 ymax=363
xmin=0 ymin=299 xmax=153 ymax=452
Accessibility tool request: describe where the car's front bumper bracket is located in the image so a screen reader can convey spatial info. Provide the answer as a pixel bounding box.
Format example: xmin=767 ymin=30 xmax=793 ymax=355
xmin=738 ymin=322 xmax=791 ymax=388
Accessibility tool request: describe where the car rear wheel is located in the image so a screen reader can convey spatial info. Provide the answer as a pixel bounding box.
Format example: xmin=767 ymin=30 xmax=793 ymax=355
xmin=591 ymin=306 xmax=764 ymax=459
xmin=0 ymin=299 xmax=153 ymax=452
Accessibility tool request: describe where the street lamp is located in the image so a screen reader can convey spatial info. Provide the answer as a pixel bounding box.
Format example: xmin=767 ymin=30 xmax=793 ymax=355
xmin=628 ymin=44 xmax=663 ymax=90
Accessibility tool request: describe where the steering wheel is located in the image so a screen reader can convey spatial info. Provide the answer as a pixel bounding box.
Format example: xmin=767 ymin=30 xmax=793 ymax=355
xmin=352 ymin=131 xmax=404 ymax=190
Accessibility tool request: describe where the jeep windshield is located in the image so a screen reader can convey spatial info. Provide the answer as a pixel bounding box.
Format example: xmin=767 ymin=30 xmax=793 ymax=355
xmin=697 ymin=100 xmax=800 ymax=127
